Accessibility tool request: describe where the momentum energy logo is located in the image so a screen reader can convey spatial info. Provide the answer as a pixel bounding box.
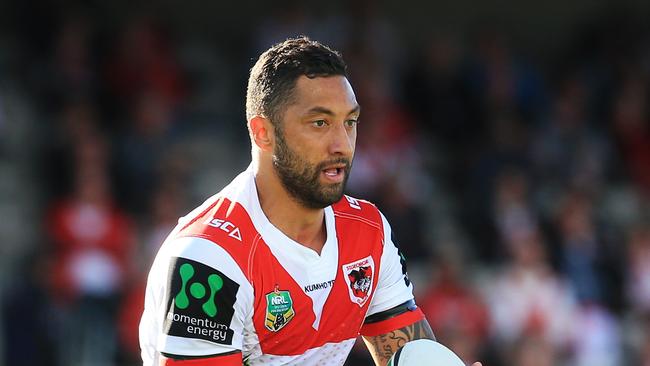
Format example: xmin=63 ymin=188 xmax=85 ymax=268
xmin=164 ymin=257 xmax=239 ymax=345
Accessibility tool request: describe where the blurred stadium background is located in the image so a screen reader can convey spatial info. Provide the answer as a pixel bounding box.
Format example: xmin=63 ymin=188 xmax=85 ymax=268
xmin=1 ymin=0 xmax=650 ymax=365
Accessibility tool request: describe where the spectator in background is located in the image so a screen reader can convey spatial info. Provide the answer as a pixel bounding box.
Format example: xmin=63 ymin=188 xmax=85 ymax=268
xmin=556 ymin=188 xmax=625 ymax=308
xmin=556 ymin=190 xmax=606 ymax=303
xmin=53 ymin=16 xmax=94 ymax=92
xmin=401 ymin=32 xmax=471 ymax=148
xmin=141 ymin=181 xmax=188 ymax=265
xmin=492 ymin=168 xmax=538 ymax=260
xmin=509 ymin=335 xmax=557 ymax=366
xmin=466 ymin=29 xmax=545 ymax=120
xmin=40 ymin=101 xmax=106 ymax=201
xmin=624 ymin=223 xmax=650 ymax=365
xmin=2 ymin=252 xmax=58 ymax=366
xmin=531 ymin=74 xmax=611 ymax=194
xmin=34 ymin=13 xmax=98 ymax=111
xmin=118 ymin=182 xmax=187 ymax=364
xmin=611 ymin=75 xmax=650 ymax=197
xmin=464 ymin=113 xmax=531 ymax=261
xmin=636 ymin=315 xmax=650 ymax=366
xmin=626 ymin=223 xmax=650 ymax=313
xmin=114 ymin=90 xmax=180 ymax=214
xmin=0 ymin=94 xmax=4 ymax=155
xmin=341 ymin=0 xmax=403 ymax=78
xmin=104 ymin=18 xmax=187 ymax=113
xmin=570 ymin=301 xmax=622 ymax=366
xmin=419 ymin=243 xmax=489 ymax=365
xmin=251 ymin=1 xmax=314 ymax=53
xmin=483 ymin=227 xmax=577 ymax=362
xmin=457 ymin=30 xmax=544 ymax=261
xmin=46 ymin=130 xmax=135 ymax=366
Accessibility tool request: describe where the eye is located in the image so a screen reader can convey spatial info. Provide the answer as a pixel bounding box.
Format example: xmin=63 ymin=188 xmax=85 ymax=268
xmin=345 ymin=119 xmax=359 ymax=128
xmin=313 ymin=120 xmax=327 ymax=127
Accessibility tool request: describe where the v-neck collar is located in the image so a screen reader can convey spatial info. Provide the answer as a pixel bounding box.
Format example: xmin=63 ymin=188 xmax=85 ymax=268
xmin=245 ymin=166 xmax=336 ymax=262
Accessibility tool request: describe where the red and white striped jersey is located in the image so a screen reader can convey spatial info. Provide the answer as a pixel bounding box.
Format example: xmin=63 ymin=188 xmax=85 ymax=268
xmin=139 ymin=166 xmax=423 ymax=366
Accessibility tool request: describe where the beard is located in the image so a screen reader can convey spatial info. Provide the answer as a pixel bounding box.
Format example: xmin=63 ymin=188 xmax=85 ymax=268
xmin=272 ymin=130 xmax=352 ymax=209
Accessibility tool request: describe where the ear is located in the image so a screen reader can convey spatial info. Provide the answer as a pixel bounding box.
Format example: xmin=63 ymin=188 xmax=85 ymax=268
xmin=248 ymin=116 xmax=274 ymax=152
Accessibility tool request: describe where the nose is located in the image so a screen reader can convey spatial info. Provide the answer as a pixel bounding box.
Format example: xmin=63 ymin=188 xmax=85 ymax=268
xmin=328 ymin=122 xmax=355 ymax=157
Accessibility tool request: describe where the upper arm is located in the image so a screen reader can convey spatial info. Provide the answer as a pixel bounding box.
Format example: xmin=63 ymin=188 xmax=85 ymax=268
xmin=362 ymin=319 xmax=436 ymax=366
xmin=360 ymin=212 xmax=433 ymax=365
xmin=364 ymin=212 xmax=415 ymax=318
xmin=140 ymin=237 xmax=253 ymax=364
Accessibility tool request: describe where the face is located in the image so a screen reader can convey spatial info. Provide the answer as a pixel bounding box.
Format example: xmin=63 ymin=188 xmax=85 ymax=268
xmin=272 ymin=75 xmax=360 ymax=209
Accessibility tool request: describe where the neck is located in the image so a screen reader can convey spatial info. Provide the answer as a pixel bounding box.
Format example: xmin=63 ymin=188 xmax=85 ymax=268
xmin=253 ymin=161 xmax=327 ymax=254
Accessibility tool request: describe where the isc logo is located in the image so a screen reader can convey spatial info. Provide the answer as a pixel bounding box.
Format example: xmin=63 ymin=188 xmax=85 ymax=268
xmin=204 ymin=218 xmax=242 ymax=241
xmin=346 ymin=196 xmax=361 ymax=210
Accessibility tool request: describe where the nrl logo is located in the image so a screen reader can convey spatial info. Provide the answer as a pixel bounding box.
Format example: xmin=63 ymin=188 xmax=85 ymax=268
xmin=342 ymin=256 xmax=375 ymax=307
xmin=264 ymin=285 xmax=295 ymax=332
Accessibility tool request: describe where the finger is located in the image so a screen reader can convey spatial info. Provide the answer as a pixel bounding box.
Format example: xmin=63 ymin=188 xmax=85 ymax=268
xmin=471 ymin=363 xmax=482 ymax=366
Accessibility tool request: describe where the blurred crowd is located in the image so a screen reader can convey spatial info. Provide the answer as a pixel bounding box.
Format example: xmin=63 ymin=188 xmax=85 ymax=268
xmin=1 ymin=2 xmax=649 ymax=366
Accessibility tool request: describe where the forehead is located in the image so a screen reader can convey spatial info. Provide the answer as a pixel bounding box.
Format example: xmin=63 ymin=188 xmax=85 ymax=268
xmin=289 ymin=75 xmax=358 ymax=114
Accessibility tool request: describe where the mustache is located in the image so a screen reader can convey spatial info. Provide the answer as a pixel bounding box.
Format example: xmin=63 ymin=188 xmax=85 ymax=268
xmin=315 ymin=157 xmax=352 ymax=172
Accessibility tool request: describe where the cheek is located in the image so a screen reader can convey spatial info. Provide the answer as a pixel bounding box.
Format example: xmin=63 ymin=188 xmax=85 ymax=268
xmin=292 ymin=141 xmax=321 ymax=166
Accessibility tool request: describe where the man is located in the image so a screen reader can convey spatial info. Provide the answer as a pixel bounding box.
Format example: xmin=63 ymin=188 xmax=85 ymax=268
xmin=140 ymin=37 xmax=480 ymax=366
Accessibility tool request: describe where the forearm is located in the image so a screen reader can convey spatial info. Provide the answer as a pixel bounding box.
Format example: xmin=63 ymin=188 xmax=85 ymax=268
xmin=362 ymin=319 xmax=435 ymax=366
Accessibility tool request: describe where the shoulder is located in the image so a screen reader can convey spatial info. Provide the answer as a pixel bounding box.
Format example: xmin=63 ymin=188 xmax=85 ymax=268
xmin=332 ymin=195 xmax=386 ymax=233
xmin=172 ymin=195 xmax=259 ymax=279
xmin=165 ymin=169 xmax=263 ymax=280
xmin=332 ymin=195 xmax=384 ymax=223
xmin=144 ymin=233 xmax=253 ymax=358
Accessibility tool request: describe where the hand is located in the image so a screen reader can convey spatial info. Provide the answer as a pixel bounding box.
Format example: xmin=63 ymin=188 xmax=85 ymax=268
xmin=472 ymin=363 xmax=482 ymax=366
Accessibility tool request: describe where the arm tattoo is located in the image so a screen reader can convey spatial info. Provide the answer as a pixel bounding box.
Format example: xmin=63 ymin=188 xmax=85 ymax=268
xmin=363 ymin=320 xmax=435 ymax=366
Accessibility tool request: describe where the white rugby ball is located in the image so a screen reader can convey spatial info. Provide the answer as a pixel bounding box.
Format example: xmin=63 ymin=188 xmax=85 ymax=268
xmin=388 ymin=339 xmax=465 ymax=366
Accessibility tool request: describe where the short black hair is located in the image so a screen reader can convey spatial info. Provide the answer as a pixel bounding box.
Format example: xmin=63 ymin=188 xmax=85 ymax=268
xmin=246 ymin=36 xmax=348 ymax=127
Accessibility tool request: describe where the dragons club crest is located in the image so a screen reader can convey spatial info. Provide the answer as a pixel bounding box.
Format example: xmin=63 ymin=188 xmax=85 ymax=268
xmin=342 ymin=256 xmax=375 ymax=306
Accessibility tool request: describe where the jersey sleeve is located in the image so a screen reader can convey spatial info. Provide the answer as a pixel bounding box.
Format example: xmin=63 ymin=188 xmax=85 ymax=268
xmin=140 ymin=236 xmax=253 ymax=362
xmin=360 ymin=212 xmax=424 ymax=336
xmin=160 ymin=351 xmax=242 ymax=365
